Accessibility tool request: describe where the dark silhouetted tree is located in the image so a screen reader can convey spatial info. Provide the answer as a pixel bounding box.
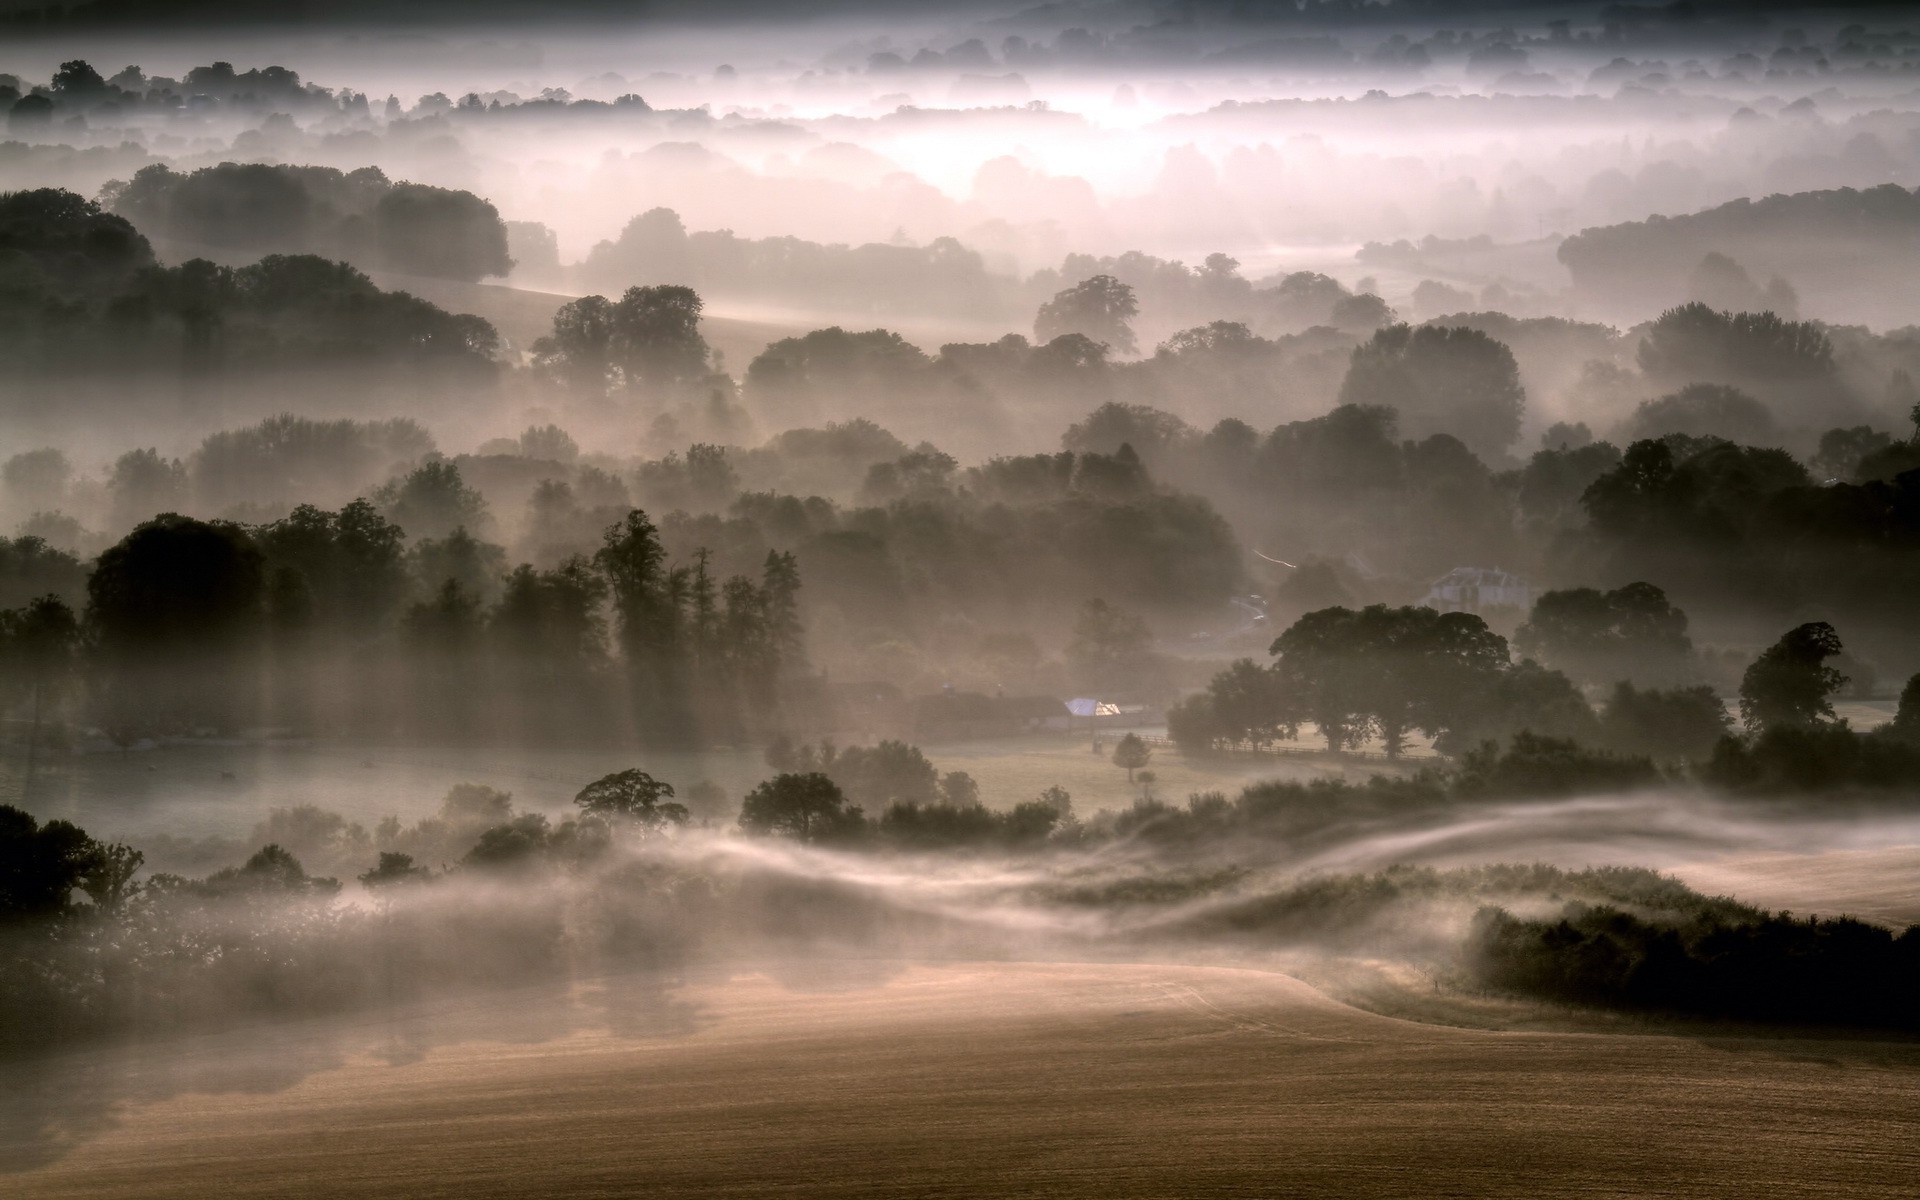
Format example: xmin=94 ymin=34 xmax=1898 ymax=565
xmin=87 ymin=514 xmax=265 ymax=737
xmin=738 ymin=772 xmax=857 ymax=841
xmin=1739 ymin=622 xmax=1847 ymax=733
xmin=0 ymin=804 xmax=100 ymax=921
xmin=359 ymin=851 xmax=429 ymax=888
xmin=1887 ymin=674 xmax=1920 ymax=745
xmin=1112 ymin=731 xmax=1151 ymax=781
xmin=574 ymin=769 xmax=688 ymax=833
xmin=1271 ymin=604 xmax=1511 ymax=755
xmin=1514 ymin=582 xmax=1693 ymax=684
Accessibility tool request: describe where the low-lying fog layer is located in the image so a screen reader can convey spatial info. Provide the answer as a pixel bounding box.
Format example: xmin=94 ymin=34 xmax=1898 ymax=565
xmin=9 ymin=4 xmax=1920 ymax=328
xmin=2 ymin=1 xmax=1920 ymax=1196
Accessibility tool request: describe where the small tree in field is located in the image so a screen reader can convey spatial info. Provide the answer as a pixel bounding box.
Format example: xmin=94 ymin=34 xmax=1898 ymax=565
xmin=574 ymin=769 xmax=688 ymax=834
xmin=1112 ymin=732 xmax=1152 ymax=781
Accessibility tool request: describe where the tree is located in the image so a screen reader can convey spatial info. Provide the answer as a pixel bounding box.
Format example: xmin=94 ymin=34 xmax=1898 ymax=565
xmin=1621 ymin=383 xmax=1776 ymax=446
xmin=3 ymin=448 xmax=72 ymax=509
xmin=738 ymin=772 xmax=858 ymax=842
xmin=1034 ymin=275 xmax=1139 ymax=355
xmin=761 ymin=550 xmax=804 ymax=674
xmin=574 ymin=769 xmax=688 ymax=833
xmin=1514 ymin=582 xmax=1693 ymax=684
xmin=1894 ymin=370 xmax=1920 ymax=436
xmin=1811 ymin=426 xmax=1894 ymax=482
xmin=1271 ymin=605 xmax=1511 ymax=755
xmin=254 ymin=500 xmax=408 ymax=633
xmin=0 ymin=188 xmax=153 ymax=297
xmin=1438 ymin=659 xmax=1598 ymax=756
xmin=1337 ymin=324 xmax=1525 ymax=459
xmin=1636 ymin=303 xmax=1834 ymax=386
xmin=1450 ymin=732 xmax=1659 ymax=800
xmin=51 ymin=60 xmax=110 ymax=101
xmin=1166 ymin=691 xmax=1220 ymax=755
xmin=106 ymin=164 xmax=510 ymax=282
xmin=358 ymin=851 xmax=428 ymax=888
xmin=612 ymin=284 xmax=711 ymax=390
xmin=828 ymin=740 xmax=939 ymax=809
xmin=375 ymin=459 xmax=488 ymax=541
xmin=0 ymin=804 xmax=101 ymax=921
xmin=79 ymin=841 xmax=142 ymax=911
xmin=532 ymin=295 xmax=618 ymax=395
xmin=1112 ymin=732 xmax=1152 ymax=781
xmin=745 ymin=327 xmax=932 ymax=421
xmin=1203 ymin=658 xmax=1294 ymax=748
xmin=462 ymin=815 xmax=555 ymax=870
xmin=1 ymin=594 xmax=82 ymax=803
xmin=7 ymin=94 xmax=54 ymax=133
xmin=107 ymin=448 xmax=188 ymax=531
xmin=201 ymin=844 xmax=339 ymax=897
xmin=1063 ymin=402 xmax=1193 ymax=458
xmin=1887 ymin=674 xmax=1920 ymax=745
xmin=488 ymin=559 xmax=608 ymax=664
xmin=939 ymin=771 xmax=980 ymax=807
xmin=1599 ymin=682 xmax=1730 ymax=761
xmin=372 ymin=181 xmax=512 ymax=281
xmin=402 ymin=579 xmax=481 ymax=658
xmin=1739 ymin=622 xmax=1847 ymax=734
xmin=410 ymin=526 xmax=507 ymax=601
xmin=87 ymin=514 xmax=266 ymax=737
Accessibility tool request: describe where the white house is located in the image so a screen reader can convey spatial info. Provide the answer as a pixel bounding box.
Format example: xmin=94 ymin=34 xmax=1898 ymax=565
xmin=1420 ymin=566 xmax=1535 ymax=615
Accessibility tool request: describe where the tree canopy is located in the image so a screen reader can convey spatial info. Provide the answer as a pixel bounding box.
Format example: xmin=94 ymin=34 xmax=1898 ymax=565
xmin=1739 ymin=621 xmax=1848 ymax=734
xmin=1336 ymin=323 xmax=1525 ymax=459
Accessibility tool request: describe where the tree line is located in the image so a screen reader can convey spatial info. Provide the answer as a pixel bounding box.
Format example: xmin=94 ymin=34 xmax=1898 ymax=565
xmin=0 ymin=189 xmax=498 ymax=387
xmin=1170 ymin=588 xmax=1920 ymax=793
xmin=105 ymin=161 xmax=512 ymax=282
xmin=0 ymin=501 xmax=807 ymax=747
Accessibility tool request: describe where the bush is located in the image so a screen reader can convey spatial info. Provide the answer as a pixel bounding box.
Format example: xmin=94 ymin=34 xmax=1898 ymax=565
xmin=1451 ymin=732 xmax=1661 ymax=800
xmin=1701 ymin=725 xmax=1920 ymax=793
xmin=1469 ymin=903 xmax=1920 ymax=1030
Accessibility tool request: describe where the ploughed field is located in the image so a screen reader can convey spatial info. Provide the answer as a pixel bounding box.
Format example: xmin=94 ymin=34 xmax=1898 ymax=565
xmin=10 ymin=960 xmax=1919 ymax=1199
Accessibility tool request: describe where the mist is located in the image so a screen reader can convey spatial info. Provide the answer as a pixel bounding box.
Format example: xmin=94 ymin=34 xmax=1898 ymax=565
xmin=4 ymin=0 xmax=1920 ymax=1195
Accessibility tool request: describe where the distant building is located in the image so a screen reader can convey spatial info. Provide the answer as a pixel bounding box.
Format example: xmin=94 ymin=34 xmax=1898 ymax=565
xmin=1421 ymin=566 xmax=1535 ymax=615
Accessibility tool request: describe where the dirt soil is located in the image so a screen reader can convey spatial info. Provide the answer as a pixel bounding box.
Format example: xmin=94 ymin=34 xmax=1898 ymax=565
xmin=11 ymin=960 xmax=1919 ymax=1199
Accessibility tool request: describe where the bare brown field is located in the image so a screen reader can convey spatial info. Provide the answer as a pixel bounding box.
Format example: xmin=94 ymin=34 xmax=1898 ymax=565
xmin=11 ymin=960 xmax=1919 ymax=1200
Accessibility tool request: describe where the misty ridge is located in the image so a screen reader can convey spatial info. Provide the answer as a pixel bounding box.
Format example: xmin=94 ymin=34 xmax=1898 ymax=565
xmin=5 ymin=0 xmax=1920 ymax=1124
